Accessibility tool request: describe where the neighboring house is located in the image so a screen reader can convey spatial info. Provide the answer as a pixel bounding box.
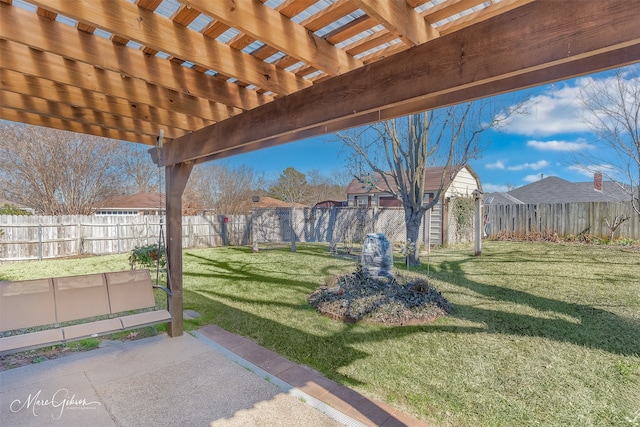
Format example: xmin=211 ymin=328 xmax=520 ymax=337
xmin=94 ymin=192 xmax=166 ymax=216
xmin=345 ymin=165 xmax=482 ymax=245
xmin=485 ymin=175 xmax=632 ymax=206
xmin=346 ymin=165 xmax=481 ymax=208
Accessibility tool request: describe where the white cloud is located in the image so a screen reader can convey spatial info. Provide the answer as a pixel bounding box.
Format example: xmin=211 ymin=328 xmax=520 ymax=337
xmin=497 ymin=66 xmax=640 ymax=138
xmin=486 ymin=161 xmax=505 ymax=170
xmin=500 ymin=82 xmax=593 ymax=137
xmin=483 ymin=183 xmax=510 ymax=193
xmin=527 ymin=138 xmax=594 ymax=152
xmin=523 ymin=174 xmax=544 ymax=183
xmin=507 ymin=160 xmax=549 ymax=171
xmin=568 ymin=164 xmax=617 ymax=178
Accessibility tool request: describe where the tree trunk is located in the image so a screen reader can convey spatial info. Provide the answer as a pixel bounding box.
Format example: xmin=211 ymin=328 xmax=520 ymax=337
xmin=405 ymin=207 xmax=424 ymax=267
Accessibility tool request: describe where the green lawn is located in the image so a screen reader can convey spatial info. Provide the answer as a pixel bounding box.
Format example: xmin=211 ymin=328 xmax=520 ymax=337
xmin=1 ymin=242 xmax=639 ymax=426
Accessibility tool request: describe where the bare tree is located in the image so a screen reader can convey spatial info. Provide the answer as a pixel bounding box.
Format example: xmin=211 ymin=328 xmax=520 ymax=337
xmin=306 ymin=169 xmax=348 ymax=205
xmin=184 ymin=163 xmax=265 ymax=214
xmin=119 ymin=143 xmax=160 ymax=194
xmin=0 ymin=122 xmax=124 ymax=215
xmin=577 ymin=65 xmax=640 ymax=216
xmin=338 ymin=102 xmax=515 ymax=266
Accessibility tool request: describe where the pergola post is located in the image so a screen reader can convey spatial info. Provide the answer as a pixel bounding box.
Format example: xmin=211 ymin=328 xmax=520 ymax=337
xmin=165 ymin=161 xmax=193 ymax=337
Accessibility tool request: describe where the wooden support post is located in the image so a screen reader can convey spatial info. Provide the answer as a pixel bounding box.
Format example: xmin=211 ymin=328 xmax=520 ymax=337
xmin=473 ymin=190 xmax=484 ymax=257
xmin=165 ymin=162 xmax=193 ymax=337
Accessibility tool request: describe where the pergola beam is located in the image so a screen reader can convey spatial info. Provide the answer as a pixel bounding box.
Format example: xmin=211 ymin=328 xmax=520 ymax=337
xmin=355 ymin=0 xmax=439 ymax=46
xmin=0 ymin=2 xmax=272 ymax=111
xmin=200 ymin=43 xmax=640 ymax=164
xmin=0 ymin=90 xmax=187 ymax=139
xmin=183 ymin=0 xmax=362 ymax=76
xmin=0 ymin=41 xmax=218 ymax=130
xmin=162 ymin=0 xmax=640 ymax=167
xmin=0 ymin=107 xmax=157 ymax=145
xmin=28 ymin=0 xmax=310 ymax=96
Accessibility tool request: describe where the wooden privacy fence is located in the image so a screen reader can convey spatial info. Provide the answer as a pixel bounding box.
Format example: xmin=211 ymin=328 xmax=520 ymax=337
xmin=485 ymin=201 xmax=639 ymax=240
xmin=0 ymin=214 xmax=250 ymax=262
xmin=4 ymin=202 xmax=635 ymax=262
xmin=0 ymin=208 xmax=436 ymax=262
xmin=253 ymin=207 xmax=440 ymax=249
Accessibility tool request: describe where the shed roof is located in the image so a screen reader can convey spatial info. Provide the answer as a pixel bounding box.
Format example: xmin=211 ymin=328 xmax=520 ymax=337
xmin=346 ymin=165 xmax=477 ymax=195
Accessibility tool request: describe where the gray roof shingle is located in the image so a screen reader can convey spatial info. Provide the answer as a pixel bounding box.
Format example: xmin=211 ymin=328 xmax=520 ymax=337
xmin=487 ymin=176 xmax=633 ymax=205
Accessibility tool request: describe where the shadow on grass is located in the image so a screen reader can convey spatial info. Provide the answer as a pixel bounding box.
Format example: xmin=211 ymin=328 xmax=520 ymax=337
xmin=183 ymin=251 xmax=328 ymax=293
xmin=182 ymin=243 xmax=638 ymax=393
xmin=184 ymin=287 xmax=483 ymax=387
xmin=434 ymin=257 xmax=640 ymax=356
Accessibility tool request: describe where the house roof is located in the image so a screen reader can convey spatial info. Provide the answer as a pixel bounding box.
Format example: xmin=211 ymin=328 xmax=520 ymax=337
xmin=487 ymin=176 xmax=632 ymax=205
xmin=484 ymin=192 xmax=525 ymax=205
xmin=0 ymin=1 xmax=635 ymax=169
xmin=346 ymin=165 xmax=477 ymax=195
xmin=95 ymin=192 xmax=166 ymax=210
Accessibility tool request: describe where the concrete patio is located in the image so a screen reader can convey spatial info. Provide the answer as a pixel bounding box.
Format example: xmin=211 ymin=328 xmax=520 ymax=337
xmin=0 ymin=326 xmax=429 ymax=426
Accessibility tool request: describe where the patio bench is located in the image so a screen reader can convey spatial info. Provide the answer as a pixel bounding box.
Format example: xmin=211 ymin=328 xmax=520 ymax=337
xmin=0 ymin=269 xmax=172 ymax=355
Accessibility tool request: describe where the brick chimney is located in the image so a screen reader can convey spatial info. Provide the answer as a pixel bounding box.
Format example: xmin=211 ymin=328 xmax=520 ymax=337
xmin=594 ymin=172 xmax=603 ymax=192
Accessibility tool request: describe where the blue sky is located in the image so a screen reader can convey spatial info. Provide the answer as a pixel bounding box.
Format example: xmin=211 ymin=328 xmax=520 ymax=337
xmin=222 ymin=66 xmax=636 ymax=193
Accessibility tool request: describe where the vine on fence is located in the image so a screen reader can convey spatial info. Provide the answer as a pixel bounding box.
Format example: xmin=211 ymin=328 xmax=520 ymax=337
xmin=449 ymin=197 xmax=474 ymax=240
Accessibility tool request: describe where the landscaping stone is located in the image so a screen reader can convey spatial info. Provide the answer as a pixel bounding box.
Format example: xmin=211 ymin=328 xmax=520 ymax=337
xmin=361 ymin=233 xmax=393 ymax=278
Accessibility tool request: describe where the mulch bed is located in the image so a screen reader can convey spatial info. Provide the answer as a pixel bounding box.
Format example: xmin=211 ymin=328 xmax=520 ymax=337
xmin=308 ymin=268 xmax=452 ymax=326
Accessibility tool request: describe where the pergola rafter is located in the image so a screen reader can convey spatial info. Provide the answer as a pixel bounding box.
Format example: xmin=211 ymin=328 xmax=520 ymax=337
xmin=0 ymin=0 xmax=638 ymax=336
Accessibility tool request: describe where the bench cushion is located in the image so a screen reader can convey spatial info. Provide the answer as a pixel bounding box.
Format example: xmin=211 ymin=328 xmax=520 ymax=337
xmin=0 ymin=279 xmax=56 ymax=331
xmin=107 ymin=270 xmax=156 ymax=314
xmin=54 ymin=273 xmax=110 ymax=322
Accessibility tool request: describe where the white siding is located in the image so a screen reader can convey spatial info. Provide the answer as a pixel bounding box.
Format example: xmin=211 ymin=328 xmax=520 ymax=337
xmin=445 ymin=167 xmax=479 ymax=198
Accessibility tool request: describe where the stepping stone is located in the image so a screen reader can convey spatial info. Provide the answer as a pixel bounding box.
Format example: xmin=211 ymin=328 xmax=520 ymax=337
xmin=183 ymin=310 xmax=201 ymax=320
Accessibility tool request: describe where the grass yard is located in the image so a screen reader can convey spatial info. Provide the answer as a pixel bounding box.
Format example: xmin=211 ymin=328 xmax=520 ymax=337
xmin=1 ymin=241 xmax=638 ymax=426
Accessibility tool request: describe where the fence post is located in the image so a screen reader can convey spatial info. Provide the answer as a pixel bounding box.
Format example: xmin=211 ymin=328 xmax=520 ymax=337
xmin=209 ymin=215 xmax=214 ymax=247
xmin=117 ymin=222 xmax=121 ymax=254
xmin=290 ymin=206 xmax=296 ymax=253
xmin=371 ymin=206 xmax=376 ymax=233
xmin=38 ymin=223 xmax=42 ymax=261
xmin=473 ymin=190 xmax=483 ymax=256
xmin=77 ymin=221 xmax=81 ymax=256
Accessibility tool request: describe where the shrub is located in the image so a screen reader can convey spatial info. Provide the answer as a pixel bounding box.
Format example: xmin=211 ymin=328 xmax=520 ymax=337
xmin=0 ymin=203 xmax=31 ymax=215
xmin=129 ymin=244 xmax=166 ymax=270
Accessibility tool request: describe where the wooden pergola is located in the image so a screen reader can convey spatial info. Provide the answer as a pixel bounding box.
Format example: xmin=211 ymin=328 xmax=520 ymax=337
xmin=1 ymin=0 xmax=639 ymax=336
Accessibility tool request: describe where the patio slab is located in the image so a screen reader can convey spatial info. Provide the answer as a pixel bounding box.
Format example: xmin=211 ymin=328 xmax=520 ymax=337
xmin=1 ymin=327 xmax=431 ymax=426
xmin=0 ymin=333 xmax=342 ymax=426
